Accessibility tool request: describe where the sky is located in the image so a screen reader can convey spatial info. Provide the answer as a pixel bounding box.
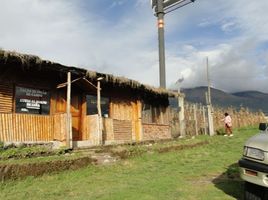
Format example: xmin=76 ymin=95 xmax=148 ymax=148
xmin=0 ymin=0 xmax=268 ymax=93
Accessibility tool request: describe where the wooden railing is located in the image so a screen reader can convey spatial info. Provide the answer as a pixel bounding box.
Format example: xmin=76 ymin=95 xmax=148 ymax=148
xmin=0 ymin=113 xmax=67 ymax=142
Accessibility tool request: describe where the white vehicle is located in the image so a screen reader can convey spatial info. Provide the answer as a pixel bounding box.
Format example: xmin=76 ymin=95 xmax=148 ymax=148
xmin=239 ymin=123 xmax=268 ymax=200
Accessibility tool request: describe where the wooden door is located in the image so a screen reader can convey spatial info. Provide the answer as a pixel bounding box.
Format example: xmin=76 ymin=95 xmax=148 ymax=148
xmin=55 ymin=90 xmax=82 ymax=141
xmin=133 ymin=101 xmax=142 ymax=141
xmin=71 ymin=93 xmax=82 ymax=141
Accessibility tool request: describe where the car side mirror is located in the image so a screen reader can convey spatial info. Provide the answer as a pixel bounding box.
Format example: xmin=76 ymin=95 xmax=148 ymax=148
xmin=259 ymin=123 xmax=268 ymax=131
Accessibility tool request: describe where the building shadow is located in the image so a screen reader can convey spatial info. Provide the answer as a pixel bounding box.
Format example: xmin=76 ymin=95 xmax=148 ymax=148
xmin=212 ymin=163 xmax=244 ymax=200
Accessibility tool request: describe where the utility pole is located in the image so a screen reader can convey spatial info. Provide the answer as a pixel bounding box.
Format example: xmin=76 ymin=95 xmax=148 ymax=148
xmin=151 ymin=0 xmax=196 ymax=88
xmin=207 ymin=57 xmax=211 ymax=105
xmin=157 ymin=0 xmax=166 ymax=88
xmin=206 ymin=57 xmax=214 ymax=136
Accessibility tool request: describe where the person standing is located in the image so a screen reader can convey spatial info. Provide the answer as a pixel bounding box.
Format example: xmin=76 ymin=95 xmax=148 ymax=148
xmin=223 ymin=113 xmax=233 ymax=137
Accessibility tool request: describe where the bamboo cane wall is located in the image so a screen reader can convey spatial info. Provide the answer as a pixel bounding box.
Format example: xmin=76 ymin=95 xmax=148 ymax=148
xmin=110 ymin=99 xmax=132 ymax=121
xmin=0 ymin=113 xmax=67 ymax=142
xmin=0 ymin=82 xmax=13 ymax=113
xmin=113 ymin=119 xmax=132 ymax=141
xmin=53 ymin=113 xmax=68 ymax=141
xmin=184 ymin=103 xmax=266 ymax=136
xmin=213 ymin=107 xmax=266 ymax=130
xmin=83 ymin=115 xmax=98 ymax=143
xmin=108 ymin=98 xmax=137 ymax=142
xmin=142 ymin=106 xmax=171 ymax=125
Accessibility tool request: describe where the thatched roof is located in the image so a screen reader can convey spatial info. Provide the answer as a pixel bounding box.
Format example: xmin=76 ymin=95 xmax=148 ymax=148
xmin=0 ymin=50 xmax=86 ymax=75
xmin=86 ymin=71 xmax=180 ymax=98
xmin=0 ymin=50 xmax=181 ymax=98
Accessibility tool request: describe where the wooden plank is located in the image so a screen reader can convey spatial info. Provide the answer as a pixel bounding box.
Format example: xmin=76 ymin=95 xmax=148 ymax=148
xmin=6 ymin=114 xmax=13 ymax=141
xmin=113 ymin=119 xmax=132 ymax=141
xmin=85 ymin=115 xmax=99 ymax=144
xmin=0 ymin=82 xmax=13 ymax=113
xmin=66 ymin=72 xmax=71 ymax=147
xmin=3 ymin=114 xmax=7 ymax=141
xmin=103 ymin=118 xmax=113 ymax=141
xmin=80 ymin=96 xmax=87 ymax=140
xmin=0 ymin=113 xmax=66 ymax=142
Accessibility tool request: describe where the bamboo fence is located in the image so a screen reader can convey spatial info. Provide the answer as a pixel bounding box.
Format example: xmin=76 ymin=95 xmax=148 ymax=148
xmin=184 ymin=102 xmax=266 ymax=136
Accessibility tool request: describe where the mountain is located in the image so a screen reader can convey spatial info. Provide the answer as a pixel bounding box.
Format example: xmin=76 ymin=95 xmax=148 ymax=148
xmin=181 ymin=87 xmax=268 ymax=114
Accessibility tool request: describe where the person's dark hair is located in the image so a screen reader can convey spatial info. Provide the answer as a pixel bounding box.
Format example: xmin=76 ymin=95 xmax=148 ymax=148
xmin=224 ymin=113 xmax=229 ymax=116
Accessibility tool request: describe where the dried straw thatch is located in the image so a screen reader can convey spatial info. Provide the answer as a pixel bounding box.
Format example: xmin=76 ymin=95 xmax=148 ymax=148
xmin=0 ymin=50 xmax=180 ymax=98
xmin=0 ymin=50 xmax=86 ymax=75
xmin=86 ymin=70 xmax=178 ymax=98
xmin=0 ymin=50 xmax=42 ymax=65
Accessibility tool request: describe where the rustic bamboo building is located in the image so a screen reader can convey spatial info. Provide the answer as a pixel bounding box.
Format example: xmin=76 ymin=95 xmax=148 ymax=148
xmin=0 ymin=50 xmax=183 ymax=148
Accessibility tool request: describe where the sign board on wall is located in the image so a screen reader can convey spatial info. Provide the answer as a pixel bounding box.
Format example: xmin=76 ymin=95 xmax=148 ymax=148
xmin=15 ymin=86 xmax=50 ymax=115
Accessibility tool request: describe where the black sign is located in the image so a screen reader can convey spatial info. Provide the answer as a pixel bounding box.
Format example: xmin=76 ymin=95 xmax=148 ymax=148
xmin=15 ymin=86 xmax=50 ymax=115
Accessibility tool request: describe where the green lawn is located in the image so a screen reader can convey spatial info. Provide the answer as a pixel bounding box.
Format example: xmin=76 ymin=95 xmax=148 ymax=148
xmin=0 ymin=127 xmax=258 ymax=200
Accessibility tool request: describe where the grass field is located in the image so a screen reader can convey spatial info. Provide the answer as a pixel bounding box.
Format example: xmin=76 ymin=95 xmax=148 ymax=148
xmin=0 ymin=127 xmax=258 ymax=200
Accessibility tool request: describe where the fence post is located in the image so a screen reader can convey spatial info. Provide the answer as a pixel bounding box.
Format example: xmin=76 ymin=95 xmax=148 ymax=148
xmin=193 ymin=104 xmax=198 ymax=135
xmin=207 ymin=104 xmax=215 ymax=136
xmin=178 ymin=94 xmax=185 ymax=137
xmin=202 ymin=106 xmax=207 ymax=135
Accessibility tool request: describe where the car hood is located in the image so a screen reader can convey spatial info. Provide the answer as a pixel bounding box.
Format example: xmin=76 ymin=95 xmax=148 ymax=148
xmin=245 ymin=132 xmax=268 ymax=151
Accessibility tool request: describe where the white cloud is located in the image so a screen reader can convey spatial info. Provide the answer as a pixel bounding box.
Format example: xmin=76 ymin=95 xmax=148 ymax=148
xmin=163 ymin=36 xmax=268 ymax=93
xmin=198 ymin=19 xmax=212 ymax=28
xmin=0 ymin=0 xmax=268 ymax=93
xmin=221 ymin=21 xmax=237 ymax=33
xmin=218 ymin=0 xmax=268 ymax=40
xmin=109 ymin=0 xmax=126 ymax=9
xmin=0 ymin=0 xmax=157 ymax=79
xmin=164 ymin=0 xmax=268 ymax=92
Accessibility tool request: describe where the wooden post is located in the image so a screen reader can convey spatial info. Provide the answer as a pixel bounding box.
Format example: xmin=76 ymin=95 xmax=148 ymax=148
xmin=193 ymin=104 xmax=198 ymax=135
xmin=206 ymin=57 xmax=214 ymax=136
xmin=202 ymin=106 xmax=207 ymax=135
xmin=178 ymin=94 xmax=185 ymax=137
xmin=207 ymin=104 xmax=214 ymax=136
xmin=136 ymin=100 xmax=143 ymax=141
xmin=205 ymin=92 xmax=208 ymax=106
xmin=97 ymin=78 xmax=103 ymax=145
xmin=66 ymin=72 xmax=72 ymax=148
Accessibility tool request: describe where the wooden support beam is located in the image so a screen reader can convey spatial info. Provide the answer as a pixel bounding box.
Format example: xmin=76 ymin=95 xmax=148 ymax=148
xmin=66 ymin=72 xmax=72 ymax=148
xmin=82 ymin=77 xmax=98 ymax=90
xmin=56 ymin=77 xmax=83 ymax=89
xmin=97 ymin=79 xmax=103 ymax=145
